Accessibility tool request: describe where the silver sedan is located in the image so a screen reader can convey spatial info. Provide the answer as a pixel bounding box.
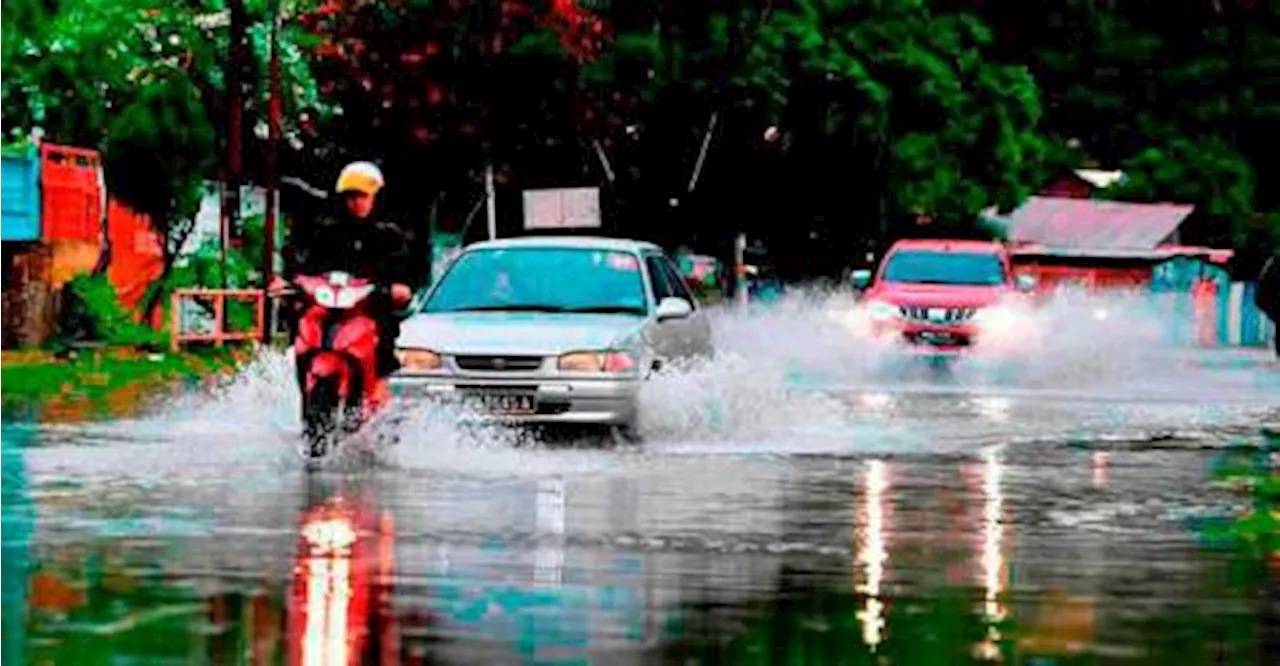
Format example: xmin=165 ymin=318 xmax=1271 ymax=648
xmin=391 ymin=236 xmax=713 ymax=439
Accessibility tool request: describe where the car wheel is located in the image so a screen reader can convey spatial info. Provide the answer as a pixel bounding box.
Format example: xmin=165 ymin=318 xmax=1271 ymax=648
xmin=608 ymin=423 xmax=643 ymax=446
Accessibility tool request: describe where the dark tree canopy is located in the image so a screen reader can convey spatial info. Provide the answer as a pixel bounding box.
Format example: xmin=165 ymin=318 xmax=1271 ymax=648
xmin=6 ymin=0 xmax=1279 ymax=282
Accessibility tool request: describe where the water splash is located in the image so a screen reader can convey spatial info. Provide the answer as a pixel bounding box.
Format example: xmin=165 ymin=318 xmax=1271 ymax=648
xmin=18 ymin=285 xmax=1278 ymax=479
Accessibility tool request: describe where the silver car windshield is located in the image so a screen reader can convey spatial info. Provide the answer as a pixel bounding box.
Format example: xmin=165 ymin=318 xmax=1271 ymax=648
xmin=424 ymin=247 xmax=649 ymax=315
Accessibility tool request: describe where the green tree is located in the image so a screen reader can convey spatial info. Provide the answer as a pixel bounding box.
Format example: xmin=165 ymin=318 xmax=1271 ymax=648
xmin=976 ymin=0 xmax=1280 ymax=255
xmin=732 ymin=1 xmax=1050 ymax=234
xmin=104 ymin=76 xmax=217 ymax=263
xmin=1 ymin=0 xmax=327 ymax=252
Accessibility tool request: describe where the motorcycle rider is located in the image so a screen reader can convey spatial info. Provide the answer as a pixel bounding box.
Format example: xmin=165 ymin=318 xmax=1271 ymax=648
xmin=272 ymin=161 xmax=414 ymax=377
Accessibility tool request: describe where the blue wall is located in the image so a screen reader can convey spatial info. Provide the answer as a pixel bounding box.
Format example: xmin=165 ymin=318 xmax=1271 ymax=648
xmin=1 ymin=149 xmax=40 ymax=242
xmin=1219 ymin=281 xmax=1276 ymax=347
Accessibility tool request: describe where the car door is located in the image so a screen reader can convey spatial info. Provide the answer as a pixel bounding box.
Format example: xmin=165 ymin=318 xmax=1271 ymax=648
xmin=642 ymin=252 xmax=711 ymax=361
xmin=655 ymin=253 xmax=713 ymax=357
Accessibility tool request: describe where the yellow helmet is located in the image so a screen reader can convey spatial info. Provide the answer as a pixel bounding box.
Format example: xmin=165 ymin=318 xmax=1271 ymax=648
xmin=335 ymin=161 xmax=385 ymax=196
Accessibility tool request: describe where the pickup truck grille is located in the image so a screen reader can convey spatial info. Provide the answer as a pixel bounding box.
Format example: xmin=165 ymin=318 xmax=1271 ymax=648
xmin=898 ymin=306 xmax=977 ymax=323
xmin=454 ymin=355 xmax=544 ymax=372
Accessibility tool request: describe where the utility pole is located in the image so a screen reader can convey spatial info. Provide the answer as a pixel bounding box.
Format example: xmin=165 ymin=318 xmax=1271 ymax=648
xmin=262 ymin=0 xmax=283 ymax=342
xmin=484 ymin=163 xmax=497 ymax=241
xmin=734 ymin=232 xmax=748 ymax=307
xmin=223 ymin=0 xmax=248 ymax=286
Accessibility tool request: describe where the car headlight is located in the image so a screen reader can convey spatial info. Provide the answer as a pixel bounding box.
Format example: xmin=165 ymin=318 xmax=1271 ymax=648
xmin=395 ymin=348 xmax=442 ymax=371
xmin=866 ymin=300 xmax=900 ymax=322
xmin=557 ymin=350 xmax=637 ymax=373
xmin=971 ymin=306 xmax=1019 ymax=328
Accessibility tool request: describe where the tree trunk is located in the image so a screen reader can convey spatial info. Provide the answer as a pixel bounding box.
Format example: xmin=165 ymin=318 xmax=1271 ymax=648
xmin=139 ymin=209 xmax=197 ymax=326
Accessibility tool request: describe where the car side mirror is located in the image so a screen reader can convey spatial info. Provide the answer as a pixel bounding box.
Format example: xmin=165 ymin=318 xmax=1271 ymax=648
xmin=1015 ymin=274 xmax=1037 ymax=292
xmin=851 ymin=269 xmax=872 ymax=290
xmin=656 ymin=297 xmax=693 ymax=321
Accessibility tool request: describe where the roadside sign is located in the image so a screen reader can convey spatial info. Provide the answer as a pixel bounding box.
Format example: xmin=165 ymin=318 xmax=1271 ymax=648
xmin=522 ymin=187 xmax=601 ymax=230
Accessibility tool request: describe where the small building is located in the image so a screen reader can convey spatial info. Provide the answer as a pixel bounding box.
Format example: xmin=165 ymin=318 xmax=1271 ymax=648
xmin=2 ymin=143 xmax=165 ymax=348
xmin=979 ymin=195 xmax=1219 ymax=290
xmin=981 ymin=195 xmax=1247 ymax=345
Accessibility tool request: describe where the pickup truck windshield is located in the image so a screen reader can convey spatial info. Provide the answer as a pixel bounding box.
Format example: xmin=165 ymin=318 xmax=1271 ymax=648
xmin=881 ymin=250 xmax=1007 ymax=286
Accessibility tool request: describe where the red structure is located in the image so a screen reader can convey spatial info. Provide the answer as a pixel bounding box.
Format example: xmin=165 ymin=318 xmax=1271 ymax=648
xmin=1037 ymin=169 xmax=1126 ymax=201
xmin=39 ymin=144 xmax=102 ymax=243
xmin=105 ymin=199 xmax=165 ymax=312
xmin=985 ymin=196 xmax=1207 ymax=292
xmin=1038 ymin=174 xmax=1096 ymax=200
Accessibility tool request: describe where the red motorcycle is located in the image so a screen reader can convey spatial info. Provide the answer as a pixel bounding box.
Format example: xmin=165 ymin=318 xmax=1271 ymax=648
xmin=287 ymin=271 xmax=405 ymax=459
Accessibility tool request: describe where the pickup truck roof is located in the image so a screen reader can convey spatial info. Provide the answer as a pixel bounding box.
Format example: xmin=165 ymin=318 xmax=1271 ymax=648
xmin=888 ymin=239 xmax=1006 ymax=254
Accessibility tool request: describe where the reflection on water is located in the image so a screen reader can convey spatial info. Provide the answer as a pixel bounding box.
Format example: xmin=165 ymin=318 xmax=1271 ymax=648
xmin=293 ymin=490 xmax=368 ymax=666
xmin=10 ymin=428 xmax=1274 ymax=665
xmin=977 ymin=448 xmax=1005 ymax=661
xmin=856 ymin=459 xmax=888 ymax=651
xmin=2 ymin=426 xmax=35 ymax=661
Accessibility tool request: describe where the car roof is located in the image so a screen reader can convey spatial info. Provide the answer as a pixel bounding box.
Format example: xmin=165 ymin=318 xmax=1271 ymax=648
xmin=888 ymin=239 xmax=1005 ymax=254
xmin=464 ymin=235 xmax=662 ymax=254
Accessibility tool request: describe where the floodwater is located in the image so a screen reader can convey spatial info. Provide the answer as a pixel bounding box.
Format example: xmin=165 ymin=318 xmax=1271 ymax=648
xmin=3 ymin=289 xmax=1279 ymax=665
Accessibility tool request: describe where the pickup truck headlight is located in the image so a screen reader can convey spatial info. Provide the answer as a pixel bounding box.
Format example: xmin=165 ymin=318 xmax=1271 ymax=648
xmin=866 ymin=300 xmax=900 ymax=322
xmin=971 ymin=306 xmax=1020 ymax=329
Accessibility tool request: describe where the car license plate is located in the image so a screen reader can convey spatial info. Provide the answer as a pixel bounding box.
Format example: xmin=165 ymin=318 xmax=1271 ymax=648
xmin=917 ymin=331 xmax=955 ymax=345
xmin=465 ymin=391 xmax=537 ymax=415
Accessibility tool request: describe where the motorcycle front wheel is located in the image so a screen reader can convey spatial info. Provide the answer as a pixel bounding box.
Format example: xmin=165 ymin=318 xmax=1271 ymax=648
xmin=302 ymin=376 xmax=342 ymax=460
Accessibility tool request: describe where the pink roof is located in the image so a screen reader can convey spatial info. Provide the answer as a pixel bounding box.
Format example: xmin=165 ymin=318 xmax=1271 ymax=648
xmin=983 ymin=196 xmax=1194 ymax=250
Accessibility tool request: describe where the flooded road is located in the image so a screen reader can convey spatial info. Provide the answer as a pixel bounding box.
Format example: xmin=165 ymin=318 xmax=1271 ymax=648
xmin=4 ymin=294 xmax=1279 ymax=664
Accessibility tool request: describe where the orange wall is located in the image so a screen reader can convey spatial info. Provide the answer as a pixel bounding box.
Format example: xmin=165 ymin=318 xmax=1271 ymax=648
xmin=105 ymin=199 xmax=164 ymax=313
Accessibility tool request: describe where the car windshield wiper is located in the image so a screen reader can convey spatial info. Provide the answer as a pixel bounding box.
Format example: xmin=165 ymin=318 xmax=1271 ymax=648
xmin=449 ymin=304 xmax=568 ymax=312
xmin=896 ymin=279 xmax=990 ymax=286
xmin=562 ymin=305 xmax=647 ymax=315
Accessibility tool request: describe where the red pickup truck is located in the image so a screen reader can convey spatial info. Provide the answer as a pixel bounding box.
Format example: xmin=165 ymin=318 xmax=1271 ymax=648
xmin=850 ymin=239 xmax=1038 ymax=356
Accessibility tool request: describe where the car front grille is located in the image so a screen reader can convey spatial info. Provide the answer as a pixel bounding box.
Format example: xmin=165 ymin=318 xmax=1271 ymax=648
xmin=898 ymin=306 xmax=977 ymax=323
xmin=454 ymin=355 xmax=544 ymax=372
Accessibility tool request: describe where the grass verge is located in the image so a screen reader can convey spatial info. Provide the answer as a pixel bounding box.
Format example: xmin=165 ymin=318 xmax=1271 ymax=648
xmin=1 ymin=346 xmax=252 ymax=422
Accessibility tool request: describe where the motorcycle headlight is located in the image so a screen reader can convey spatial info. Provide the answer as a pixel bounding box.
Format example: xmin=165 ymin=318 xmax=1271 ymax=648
xmin=395 ymin=348 xmax=442 ymax=371
xmin=313 ymin=285 xmax=337 ymax=308
xmin=866 ymin=300 xmax=900 ymax=322
xmin=335 ymin=285 xmax=374 ymax=309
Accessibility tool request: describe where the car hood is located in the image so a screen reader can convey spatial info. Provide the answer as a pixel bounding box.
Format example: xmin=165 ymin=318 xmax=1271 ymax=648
xmin=397 ymin=311 xmax=647 ymax=356
xmin=867 ymin=283 xmax=1008 ymax=308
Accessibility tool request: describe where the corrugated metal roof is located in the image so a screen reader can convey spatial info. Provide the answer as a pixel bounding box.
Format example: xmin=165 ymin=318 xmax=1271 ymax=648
xmin=982 ymin=196 xmax=1194 ymax=250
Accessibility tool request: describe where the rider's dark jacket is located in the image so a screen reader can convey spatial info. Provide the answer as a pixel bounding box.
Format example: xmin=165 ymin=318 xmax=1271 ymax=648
xmin=283 ymin=201 xmax=414 ymax=376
